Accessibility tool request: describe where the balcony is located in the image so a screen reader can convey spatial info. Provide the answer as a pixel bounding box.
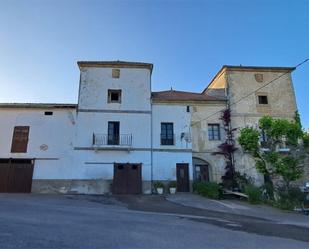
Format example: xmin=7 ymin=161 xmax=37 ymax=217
xmin=92 ymin=134 xmax=132 ymax=149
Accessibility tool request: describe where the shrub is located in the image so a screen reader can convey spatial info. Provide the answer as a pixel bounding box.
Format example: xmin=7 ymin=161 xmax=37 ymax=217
xmin=154 ymin=181 xmax=164 ymax=189
xmin=193 ymin=181 xmax=221 ymax=199
xmin=261 ymin=182 xmax=274 ymax=201
xmin=245 ymin=185 xmax=262 ymax=204
xmin=274 ymin=186 xmax=305 ymax=210
xmin=304 ymin=132 xmax=309 ymax=148
xmin=168 ymin=181 xmax=177 ymax=188
xmin=235 ymin=172 xmax=254 ymax=192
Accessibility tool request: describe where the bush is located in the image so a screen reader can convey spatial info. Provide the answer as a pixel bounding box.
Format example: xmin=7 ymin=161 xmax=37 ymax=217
xmin=304 ymin=133 xmax=309 ymax=148
xmin=235 ymin=172 xmax=254 ymax=192
xmin=274 ymin=187 xmax=305 ymax=210
xmin=261 ymin=182 xmax=274 ymax=201
xmin=168 ymin=181 xmax=177 ymax=188
xmin=193 ymin=181 xmax=221 ymax=199
xmin=245 ymin=185 xmax=262 ymax=204
xmin=154 ymin=181 xmax=164 ymax=189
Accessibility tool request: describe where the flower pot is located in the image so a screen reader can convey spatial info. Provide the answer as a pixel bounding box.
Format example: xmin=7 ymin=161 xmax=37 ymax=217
xmin=156 ymin=188 xmax=164 ymax=195
xmin=169 ymin=187 xmax=176 ymax=194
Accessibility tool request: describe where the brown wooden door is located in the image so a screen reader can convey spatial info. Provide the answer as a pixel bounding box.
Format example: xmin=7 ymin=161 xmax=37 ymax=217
xmin=196 ymin=165 xmax=209 ymax=182
xmin=0 ymin=160 xmax=10 ymax=192
xmin=0 ymin=159 xmax=34 ymax=193
xmin=113 ymin=163 xmax=142 ymax=194
xmin=176 ymin=163 xmax=190 ymax=192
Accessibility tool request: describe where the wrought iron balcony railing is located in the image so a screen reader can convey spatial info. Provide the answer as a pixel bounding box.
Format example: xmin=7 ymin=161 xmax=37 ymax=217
xmin=93 ymin=133 xmax=132 ymax=147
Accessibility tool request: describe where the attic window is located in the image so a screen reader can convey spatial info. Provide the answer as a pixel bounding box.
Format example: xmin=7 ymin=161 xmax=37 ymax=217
xmin=108 ymin=89 xmax=122 ymax=103
xmin=258 ymin=95 xmax=268 ymax=105
xmin=44 ymin=111 xmax=53 ymax=116
xmin=112 ymin=69 xmax=120 ymax=78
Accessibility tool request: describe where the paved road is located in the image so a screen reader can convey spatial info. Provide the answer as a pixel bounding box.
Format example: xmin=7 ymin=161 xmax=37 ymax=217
xmin=0 ymin=194 xmax=308 ymax=249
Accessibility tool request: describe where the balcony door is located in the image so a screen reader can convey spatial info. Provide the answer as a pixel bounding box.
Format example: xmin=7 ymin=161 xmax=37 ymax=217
xmin=108 ymin=121 xmax=120 ymax=145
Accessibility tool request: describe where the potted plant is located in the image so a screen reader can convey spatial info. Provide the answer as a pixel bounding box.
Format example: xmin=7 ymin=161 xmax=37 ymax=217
xmin=154 ymin=181 xmax=164 ymax=194
xmin=169 ymin=181 xmax=177 ymax=194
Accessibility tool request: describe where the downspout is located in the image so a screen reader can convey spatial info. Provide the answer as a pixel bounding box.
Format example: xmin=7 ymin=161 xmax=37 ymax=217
xmin=150 ymin=77 xmax=154 ymax=194
xmin=151 ymin=98 xmax=154 ymax=194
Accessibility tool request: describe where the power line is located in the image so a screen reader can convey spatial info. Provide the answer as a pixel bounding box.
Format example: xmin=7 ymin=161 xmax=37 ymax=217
xmin=191 ymin=58 xmax=309 ymax=127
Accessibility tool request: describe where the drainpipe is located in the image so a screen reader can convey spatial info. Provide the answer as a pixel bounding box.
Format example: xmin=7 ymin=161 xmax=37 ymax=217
xmin=150 ymin=85 xmax=154 ymax=194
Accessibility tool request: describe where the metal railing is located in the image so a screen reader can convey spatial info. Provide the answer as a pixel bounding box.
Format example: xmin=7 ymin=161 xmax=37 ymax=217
xmin=93 ymin=134 xmax=132 ymax=147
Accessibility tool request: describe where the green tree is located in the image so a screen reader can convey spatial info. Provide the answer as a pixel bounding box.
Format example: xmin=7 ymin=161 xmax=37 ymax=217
xmin=238 ymin=116 xmax=305 ymax=191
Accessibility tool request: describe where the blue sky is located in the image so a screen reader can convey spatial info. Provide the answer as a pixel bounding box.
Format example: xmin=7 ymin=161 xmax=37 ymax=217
xmin=0 ymin=0 xmax=308 ymax=128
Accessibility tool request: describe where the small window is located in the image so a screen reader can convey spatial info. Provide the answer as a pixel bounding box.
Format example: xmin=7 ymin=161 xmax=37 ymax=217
xmin=186 ymin=106 xmax=190 ymax=112
xmin=11 ymin=126 xmax=30 ymax=153
xmin=161 ymin=123 xmax=174 ymax=145
xmin=258 ymin=95 xmax=268 ymax=105
xmin=108 ymin=90 xmax=121 ymax=103
xmin=44 ymin=111 xmax=53 ymax=116
xmin=112 ymin=69 xmax=120 ymax=78
xmin=208 ymin=124 xmax=220 ymax=141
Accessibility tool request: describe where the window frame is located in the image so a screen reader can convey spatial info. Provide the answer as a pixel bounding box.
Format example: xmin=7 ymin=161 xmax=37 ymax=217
xmin=258 ymin=95 xmax=268 ymax=105
xmin=108 ymin=121 xmax=120 ymax=145
xmin=161 ymin=122 xmax=174 ymax=145
xmin=108 ymin=89 xmax=122 ymax=103
xmin=11 ymin=126 xmax=30 ymax=153
xmin=112 ymin=68 xmax=120 ymax=78
xmin=208 ymin=123 xmax=221 ymax=141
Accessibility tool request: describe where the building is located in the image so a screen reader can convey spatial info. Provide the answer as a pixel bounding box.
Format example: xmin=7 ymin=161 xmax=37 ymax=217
xmin=0 ymin=61 xmax=300 ymax=194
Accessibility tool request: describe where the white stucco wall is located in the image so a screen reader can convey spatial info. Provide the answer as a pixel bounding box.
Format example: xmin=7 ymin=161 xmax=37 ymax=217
xmin=0 ymin=108 xmax=76 ymax=179
xmin=152 ymin=103 xmax=193 ymax=181
xmin=152 ymin=104 xmax=192 ymax=149
xmin=78 ymin=67 xmax=151 ymax=111
xmin=74 ymin=112 xmax=151 ymax=148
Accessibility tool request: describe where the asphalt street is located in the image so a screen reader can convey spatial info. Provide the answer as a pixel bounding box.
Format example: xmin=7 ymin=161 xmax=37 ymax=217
xmin=0 ymin=194 xmax=308 ymax=249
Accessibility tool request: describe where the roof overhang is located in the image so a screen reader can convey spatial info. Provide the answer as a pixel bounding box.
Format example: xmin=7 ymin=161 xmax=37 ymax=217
xmin=202 ymin=65 xmax=296 ymax=94
xmin=77 ymin=61 xmax=153 ymax=73
xmin=0 ymin=103 xmax=77 ymax=109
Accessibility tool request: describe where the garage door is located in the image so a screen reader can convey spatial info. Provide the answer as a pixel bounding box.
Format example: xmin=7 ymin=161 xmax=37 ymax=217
xmin=113 ymin=163 xmax=142 ymax=194
xmin=0 ymin=159 xmax=34 ymax=193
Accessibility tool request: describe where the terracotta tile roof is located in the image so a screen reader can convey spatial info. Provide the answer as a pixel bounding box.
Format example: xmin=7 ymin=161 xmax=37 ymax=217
xmin=151 ymin=90 xmax=226 ymax=102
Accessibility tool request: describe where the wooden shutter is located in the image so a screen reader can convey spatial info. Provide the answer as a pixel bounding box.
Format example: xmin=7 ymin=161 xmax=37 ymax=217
xmin=11 ymin=126 xmax=30 ymax=153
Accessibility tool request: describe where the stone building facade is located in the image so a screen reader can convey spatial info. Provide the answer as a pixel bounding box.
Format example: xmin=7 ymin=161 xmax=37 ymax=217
xmin=191 ymin=65 xmax=299 ymax=186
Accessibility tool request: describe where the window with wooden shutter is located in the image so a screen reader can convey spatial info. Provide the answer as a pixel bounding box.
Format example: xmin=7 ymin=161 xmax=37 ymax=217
xmin=11 ymin=126 xmax=30 ymax=153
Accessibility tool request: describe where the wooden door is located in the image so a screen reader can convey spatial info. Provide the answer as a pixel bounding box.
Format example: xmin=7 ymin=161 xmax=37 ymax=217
xmin=0 ymin=160 xmax=10 ymax=192
xmin=113 ymin=163 xmax=142 ymax=194
xmin=0 ymin=159 xmax=34 ymax=193
xmin=126 ymin=164 xmax=142 ymax=194
xmin=196 ymin=165 xmax=209 ymax=182
xmin=176 ymin=163 xmax=190 ymax=192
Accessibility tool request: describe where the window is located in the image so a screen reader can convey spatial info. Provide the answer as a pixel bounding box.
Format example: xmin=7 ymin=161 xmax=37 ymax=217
xmin=161 ymin=123 xmax=174 ymax=145
xmin=108 ymin=89 xmax=121 ymax=103
xmin=186 ymin=106 xmax=190 ymax=112
xmin=258 ymin=95 xmax=268 ymax=105
xmin=11 ymin=126 xmax=30 ymax=153
xmin=208 ymin=124 xmax=220 ymax=141
xmin=112 ymin=69 xmax=120 ymax=78
xmin=44 ymin=111 xmax=53 ymax=116
xmin=108 ymin=121 xmax=120 ymax=145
